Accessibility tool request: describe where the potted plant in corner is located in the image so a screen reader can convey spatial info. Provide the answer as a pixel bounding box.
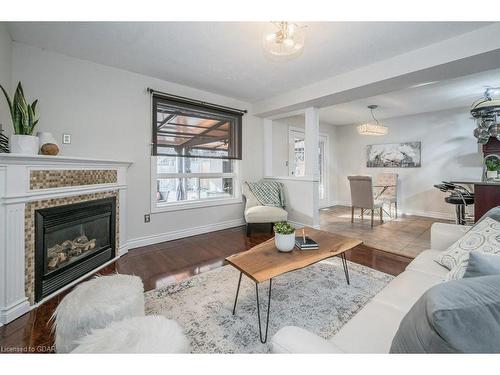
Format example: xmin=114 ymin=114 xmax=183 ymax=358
xmin=0 ymin=82 xmax=40 ymax=154
xmin=485 ymin=158 xmax=499 ymax=180
xmin=274 ymin=221 xmax=296 ymax=252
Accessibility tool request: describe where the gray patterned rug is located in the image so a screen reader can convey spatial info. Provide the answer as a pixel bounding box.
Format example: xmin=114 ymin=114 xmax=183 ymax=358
xmin=144 ymin=258 xmax=393 ymax=353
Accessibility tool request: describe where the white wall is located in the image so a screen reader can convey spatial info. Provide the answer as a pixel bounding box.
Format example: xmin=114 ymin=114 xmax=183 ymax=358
xmin=333 ymin=108 xmax=483 ymax=219
xmin=11 ymin=42 xmax=264 ymax=246
xmin=0 ymin=24 xmax=12 ymax=134
xmin=271 ymin=115 xmax=338 ymax=206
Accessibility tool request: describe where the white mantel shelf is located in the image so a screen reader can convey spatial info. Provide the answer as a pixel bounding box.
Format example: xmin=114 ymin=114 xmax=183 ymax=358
xmin=0 ymin=153 xmax=133 ymax=166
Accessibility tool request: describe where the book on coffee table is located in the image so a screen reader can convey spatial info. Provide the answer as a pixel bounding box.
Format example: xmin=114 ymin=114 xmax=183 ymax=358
xmin=295 ymin=236 xmax=319 ymax=250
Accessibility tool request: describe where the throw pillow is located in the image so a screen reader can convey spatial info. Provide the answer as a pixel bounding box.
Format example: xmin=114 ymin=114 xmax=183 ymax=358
xmin=463 ymin=251 xmax=500 ymax=278
xmin=474 ymin=206 xmax=500 ymax=225
xmin=435 ymin=217 xmax=500 ymax=279
xmin=390 ymin=275 xmax=500 ymax=353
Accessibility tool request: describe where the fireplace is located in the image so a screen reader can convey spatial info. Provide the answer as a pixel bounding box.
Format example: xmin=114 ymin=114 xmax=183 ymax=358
xmin=34 ymin=197 xmax=116 ymax=302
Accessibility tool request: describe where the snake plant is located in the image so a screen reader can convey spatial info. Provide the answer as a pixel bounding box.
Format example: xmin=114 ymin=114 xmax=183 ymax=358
xmin=0 ymin=82 xmax=39 ymax=135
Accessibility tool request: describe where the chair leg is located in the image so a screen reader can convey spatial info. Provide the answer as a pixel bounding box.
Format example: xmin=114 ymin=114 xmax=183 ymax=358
xmin=246 ymin=223 xmax=251 ymax=237
xmin=395 ymin=202 xmax=398 ymax=219
xmin=351 ymin=207 xmax=354 ymax=223
xmin=380 ymin=207 xmax=383 ymax=224
xmin=361 ymin=209 xmax=364 ymax=220
xmin=371 ymin=209 xmax=374 ymax=228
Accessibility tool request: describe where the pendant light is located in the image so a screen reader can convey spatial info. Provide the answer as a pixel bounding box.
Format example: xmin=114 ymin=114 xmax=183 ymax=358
xmin=357 ymin=105 xmax=389 ymax=136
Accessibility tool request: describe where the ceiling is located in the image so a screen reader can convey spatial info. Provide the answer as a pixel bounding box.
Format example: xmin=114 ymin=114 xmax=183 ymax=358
xmin=6 ymin=22 xmax=492 ymax=102
xmin=318 ymin=68 xmax=500 ymax=125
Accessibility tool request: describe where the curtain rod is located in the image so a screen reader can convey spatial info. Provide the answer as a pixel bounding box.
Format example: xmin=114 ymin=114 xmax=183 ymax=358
xmin=147 ymin=88 xmax=247 ymax=115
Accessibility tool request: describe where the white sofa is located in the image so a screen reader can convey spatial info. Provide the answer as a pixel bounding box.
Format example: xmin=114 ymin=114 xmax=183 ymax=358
xmin=271 ymin=222 xmax=471 ymax=353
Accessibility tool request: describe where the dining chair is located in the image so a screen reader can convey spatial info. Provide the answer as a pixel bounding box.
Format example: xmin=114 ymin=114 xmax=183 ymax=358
xmin=375 ymin=173 xmax=398 ymax=218
xmin=348 ymin=175 xmax=383 ymax=228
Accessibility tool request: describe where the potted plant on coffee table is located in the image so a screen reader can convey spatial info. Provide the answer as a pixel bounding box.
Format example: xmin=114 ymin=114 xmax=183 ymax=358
xmin=0 ymin=82 xmax=40 ymax=154
xmin=274 ymin=221 xmax=296 ymax=252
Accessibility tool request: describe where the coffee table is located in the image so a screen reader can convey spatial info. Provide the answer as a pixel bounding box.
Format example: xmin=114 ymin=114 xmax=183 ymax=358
xmin=225 ymin=227 xmax=362 ymax=343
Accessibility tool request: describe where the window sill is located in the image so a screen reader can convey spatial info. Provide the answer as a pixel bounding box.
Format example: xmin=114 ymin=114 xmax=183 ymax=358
xmin=151 ymin=196 xmax=243 ymax=213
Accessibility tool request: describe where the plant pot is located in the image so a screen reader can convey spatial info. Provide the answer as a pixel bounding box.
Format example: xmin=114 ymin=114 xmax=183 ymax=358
xmin=275 ymin=231 xmax=296 ymax=252
xmin=9 ymin=134 xmax=40 ymax=155
xmin=486 ymin=170 xmax=498 ymax=180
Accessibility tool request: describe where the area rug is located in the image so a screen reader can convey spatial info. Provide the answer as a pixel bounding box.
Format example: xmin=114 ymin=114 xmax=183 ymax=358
xmin=145 ymin=258 xmax=393 ymax=353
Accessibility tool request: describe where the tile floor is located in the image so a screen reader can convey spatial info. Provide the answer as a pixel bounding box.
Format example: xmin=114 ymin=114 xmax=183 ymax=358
xmin=320 ymin=206 xmax=451 ymax=258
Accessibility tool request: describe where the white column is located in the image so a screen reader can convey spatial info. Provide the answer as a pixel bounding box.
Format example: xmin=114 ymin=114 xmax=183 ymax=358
xmin=304 ymin=107 xmax=320 ymax=228
xmin=263 ymin=118 xmax=273 ymax=177
xmin=304 ymin=107 xmax=320 ymax=179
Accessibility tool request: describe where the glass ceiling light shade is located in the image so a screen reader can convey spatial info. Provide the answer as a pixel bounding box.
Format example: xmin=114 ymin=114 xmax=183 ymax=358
xmin=263 ymin=22 xmax=305 ymax=61
xmin=357 ymin=105 xmax=389 ymax=136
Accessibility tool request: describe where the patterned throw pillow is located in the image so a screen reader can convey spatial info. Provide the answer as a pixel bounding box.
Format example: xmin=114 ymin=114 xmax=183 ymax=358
xmin=434 ymin=218 xmax=500 ymax=280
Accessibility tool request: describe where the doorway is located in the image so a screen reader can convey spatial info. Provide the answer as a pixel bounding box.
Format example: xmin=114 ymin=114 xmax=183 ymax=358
xmin=288 ymin=128 xmax=330 ymax=208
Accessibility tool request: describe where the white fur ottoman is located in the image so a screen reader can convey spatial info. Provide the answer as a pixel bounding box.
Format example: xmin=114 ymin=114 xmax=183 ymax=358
xmin=72 ymin=316 xmax=190 ymax=353
xmin=53 ymin=274 xmax=145 ymax=353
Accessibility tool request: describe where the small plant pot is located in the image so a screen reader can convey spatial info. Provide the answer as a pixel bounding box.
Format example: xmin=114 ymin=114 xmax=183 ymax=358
xmin=9 ymin=134 xmax=40 ymax=155
xmin=275 ymin=231 xmax=296 ymax=252
xmin=486 ymin=170 xmax=498 ymax=180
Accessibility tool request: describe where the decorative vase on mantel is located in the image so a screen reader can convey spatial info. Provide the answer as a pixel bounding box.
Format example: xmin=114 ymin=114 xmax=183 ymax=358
xmin=37 ymin=131 xmax=59 ymax=155
xmin=0 ymin=82 xmax=40 ymax=155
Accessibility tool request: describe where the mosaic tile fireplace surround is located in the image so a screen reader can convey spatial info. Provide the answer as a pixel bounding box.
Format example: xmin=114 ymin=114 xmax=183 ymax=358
xmin=0 ymin=154 xmax=131 ymax=325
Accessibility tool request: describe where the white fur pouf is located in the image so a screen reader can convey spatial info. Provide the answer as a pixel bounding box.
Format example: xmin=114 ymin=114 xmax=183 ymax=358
xmin=53 ymin=274 xmax=145 ymax=353
xmin=72 ymin=315 xmax=190 ymax=353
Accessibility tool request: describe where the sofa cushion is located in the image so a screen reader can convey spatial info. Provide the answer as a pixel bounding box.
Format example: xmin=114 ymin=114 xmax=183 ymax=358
xmin=464 ymin=252 xmax=500 ymax=278
xmin=405 ymin=250 xmax=448 ymax=278
xmin=244 ymin=205 xmax=288 ymax=223
xmin=372 ymin=270 xmax=444 ymax=312
xmin=329 ymin=300 xmax=405 ymax=353
xmin=390 ymin=275 xmax=500 ymax=353
xmin=435 ymin=218 xmax=500 ymax=280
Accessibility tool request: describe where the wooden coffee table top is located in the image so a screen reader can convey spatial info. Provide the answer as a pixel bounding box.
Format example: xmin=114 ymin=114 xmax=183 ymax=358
xmin=225 ymin=227 xmax=362 ymax=283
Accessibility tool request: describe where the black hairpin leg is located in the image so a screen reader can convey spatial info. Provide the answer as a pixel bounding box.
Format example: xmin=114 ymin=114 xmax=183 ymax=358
xmin=340 ymin=253 xmax=350 ymax=285
xmin=255 ymin=278 xmax=272 ymax=344
xmin=232 ymin=272 xmax=243 ymax=315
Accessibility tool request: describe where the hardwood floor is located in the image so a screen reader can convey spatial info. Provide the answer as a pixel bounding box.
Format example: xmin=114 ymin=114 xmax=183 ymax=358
xmin=0 ymin=223 xmax=411 ymax=353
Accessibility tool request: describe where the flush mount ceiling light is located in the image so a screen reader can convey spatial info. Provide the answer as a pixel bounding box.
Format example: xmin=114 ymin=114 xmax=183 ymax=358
xmin=263 ymin=22 xmax=305 ymax=61
xmin=357 ymin=105 xmax=389 ymax=136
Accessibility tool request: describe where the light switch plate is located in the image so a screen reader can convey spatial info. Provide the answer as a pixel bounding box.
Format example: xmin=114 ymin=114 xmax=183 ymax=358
xmin=62 ymin=134 xmax=71 ymax=144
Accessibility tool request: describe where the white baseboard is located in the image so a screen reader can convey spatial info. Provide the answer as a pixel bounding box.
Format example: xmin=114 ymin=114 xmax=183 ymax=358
xmin=325 ymin=202 xmax=454 ymax=221
xmin=0 ymin=298 xmax=31 ymax=326
xmin=127 ymin=218 xmax=246 ymax=250
xmin=288 ymin=220 xmax=320 ymax=230
xmin=401 ymin=209 xmax=454 ymax=221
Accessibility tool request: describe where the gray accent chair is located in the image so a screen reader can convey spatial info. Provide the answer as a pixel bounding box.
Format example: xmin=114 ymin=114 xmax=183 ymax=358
xmin=242 ymin=183 xmax=288 ymax=236
xmin=348 ymin=175 xmax=383 ymax=227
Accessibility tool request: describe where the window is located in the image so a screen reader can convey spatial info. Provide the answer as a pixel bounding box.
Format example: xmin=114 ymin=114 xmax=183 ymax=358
xmin=151 ymin=93 xmax=243 ymax=211
xmin=152 ymin=95 xmax=242 ymax=159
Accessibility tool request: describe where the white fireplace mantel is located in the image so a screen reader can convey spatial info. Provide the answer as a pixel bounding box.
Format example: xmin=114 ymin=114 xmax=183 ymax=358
xmin=0 ymin=154 xmax=132 ymax=326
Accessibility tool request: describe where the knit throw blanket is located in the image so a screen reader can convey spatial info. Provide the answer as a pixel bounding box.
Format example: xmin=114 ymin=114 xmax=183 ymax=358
xmin=246 ymin=181 xmax=286 ymax=208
